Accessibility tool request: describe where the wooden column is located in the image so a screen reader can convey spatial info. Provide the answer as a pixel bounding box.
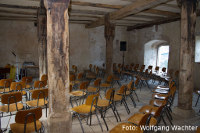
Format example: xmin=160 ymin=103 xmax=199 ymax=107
xmin=104 ymin=14 xmax=115 ymax=75
xmin=178 ymin=0 xmax=198 ymax=110
xmin=45 ymin=0 xmax=71 ymax=132
xmin=38 ymin=0 xmax=47 ymax=79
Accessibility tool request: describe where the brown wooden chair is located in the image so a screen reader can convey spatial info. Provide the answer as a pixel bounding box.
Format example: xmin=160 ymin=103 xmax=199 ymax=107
xmin=0 ymin=92 xmax=24 ymax=117
xmin=10 ymin=107 xmax=43 ymax=133
xmin=0 ymin=79 xmax=12 ymax=93
xmin=21 ymin=77 xmax=33 ymax=89
xmin=26 ymin=88 xmax=48 ymax=117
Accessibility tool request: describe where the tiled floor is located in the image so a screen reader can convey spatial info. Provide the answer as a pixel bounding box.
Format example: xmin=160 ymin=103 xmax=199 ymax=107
xmin=1 ymin=79 xmax=200 ymax=133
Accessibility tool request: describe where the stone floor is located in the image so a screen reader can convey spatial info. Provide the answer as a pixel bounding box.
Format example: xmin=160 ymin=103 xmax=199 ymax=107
xmin=1 ymin=79 xmax=200 ymax=133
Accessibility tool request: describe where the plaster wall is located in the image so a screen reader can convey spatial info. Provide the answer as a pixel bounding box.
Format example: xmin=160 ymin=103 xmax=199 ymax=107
xmin=69 ymin=24 xmax=129 ymax=71
xmin=0 ymin=21 xmax=39 ymax=77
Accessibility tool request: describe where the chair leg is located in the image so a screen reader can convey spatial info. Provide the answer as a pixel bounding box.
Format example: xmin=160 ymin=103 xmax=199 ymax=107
xmin=89 ymin=112 xmax=92 ymax=126
xmin=161 ymin=116 xmax=167 ymax=126
xmin=95 ymin=110 xmax=103 ymax=132
xmin=195 ymin=95 xmax=200 ymax=107
xmin=46 ymin=105 xmax=47 ymax=117
xmin=113 ymin=102 xmax=121 ymax=122
xmin=165 ymin=111 xmax=173 ymax=125
xmin=134 ymin=91 xmax=139 ymax=102
xmin=100 ymin=109 xmax=109 ymax=131
xmin=111 ymin=105 xmax=118 ymax=122
xmin=77 ymin=114 xmax=85 ymax=133
xmin=129 ymin=95 xmax=136 ymax=108
xmin=122 ymin=100 xmax=130 ymax=114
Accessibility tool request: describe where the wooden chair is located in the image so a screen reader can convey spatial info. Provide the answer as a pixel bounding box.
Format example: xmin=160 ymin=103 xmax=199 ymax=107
xmin=21 ymin=77 xmax=33 ymax=89
xmin=71 ymin=94 xmax=103 ymax=133
xmin=26 ymin=88 xmax=48 ymax=117
xmin=10 ymin=107 xmax=43 ymax=133
xmin=10 ymin=82 xmax=28 ymax=101
xmin=0 ymin=79 xmax=12 ymax=93
xmin=100 ymin=75 xmax=113 ymax=94
xmin=0 ymin=92 xmax=24 ymax=117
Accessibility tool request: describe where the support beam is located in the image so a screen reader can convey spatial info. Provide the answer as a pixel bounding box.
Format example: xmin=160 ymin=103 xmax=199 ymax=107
xmin=105 ymin=14 xmax=115 ymax=75
xmin=86 ymin=0 xmax=170 ymax=28
xmin=178 ymin=0 xmax=198 ymax=111
xmin=38 ymin=0 xmax=47 ymax=79
xmin=45 ymin=0 xmax=72 ymax=132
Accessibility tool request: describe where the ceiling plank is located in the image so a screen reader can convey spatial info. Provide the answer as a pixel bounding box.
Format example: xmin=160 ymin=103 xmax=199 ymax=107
xmin=127 ymin=9 xmax=200 ymax=31
xmin=127 ymin=16 xmax=180 ymax=31
xmin=0 ymin=15 xmax=37 ymax=19
xmin=143 ymin=9 xmax=179 ymax=17
xmin=0 ymin=4 xmax=38 ymax=10
xmin=86 ymin=0 xmax=171 ymax=28
xmin=0 ymin=9 xmax=37 ymax=16
xmin=71 ymin=1 xmax=123 ymax=9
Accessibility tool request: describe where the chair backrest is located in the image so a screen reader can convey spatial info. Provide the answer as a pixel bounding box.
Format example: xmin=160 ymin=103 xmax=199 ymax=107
xmin=21 ymin=77 xmax=33 ymax=84
xmin=15 ymin=107 xmax=42 ymax=124
xmin=150 ymin=105 xmax=165 ymax=118
xmin=85 ymin=93 xmax=99 ymax=105
xmin=32 ymin=89 xmax=48 ymax=99
xmin=118 ymin=85 xmax=127 ymax=95
xmin=89 ymin=64 xmax=92 ymax=70
xmin=135 ymin=78 xmax=140 ymax=86
xmin=138 ymin=113 xmax=151 ymax=126
xmin=162 ymin=67 xmax=166 ymax=73
xmin=106 ymin=75 xmax=113 ymax=83
xmin=155 ymin=66 xmax=159 ymax=71
xmin=10 ymin=82 xmax=25 ymax=91
xmin=33 ymin=81 xmax=45 ymax=88
xmin=80 ymin=81 xmax=89 ymax=90
xmin=127 ymin=80 xmax=134 ymax=91
xmin=77 ymin=73 xmax=83 ymax=80
xmin=41 ymin=74 xmax=48 ymax=81
xmin=94 ymin=78 xmax=101 ymax=87
xmin=105 ymin=88 xmax=115 ymax=100
xmin=144 ymin=69 xmax=148 ymax=74
xmin=0 ymin=79 xmax=12 ymax=88
xmin=1 ymin=92 xmax=22 ymax=104
xmin=148 ymin=65 xmax=153 ymax=70
xmin=69 ymin=85 xmax=73 ymax=92
xmin=70 ymin=74 xmax=76 ymax=82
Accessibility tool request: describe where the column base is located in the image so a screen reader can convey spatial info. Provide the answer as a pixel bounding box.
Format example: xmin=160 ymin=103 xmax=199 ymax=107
xmin=47 ymin=112 xmax=72 ymax=133
xmin=173 ymin=106 xmax=195 ymax=118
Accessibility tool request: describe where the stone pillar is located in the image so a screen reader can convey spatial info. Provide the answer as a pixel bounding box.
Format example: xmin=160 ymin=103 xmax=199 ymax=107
xmin=38 ymin=0 xmax=47 ymax=79
xmin=178 ymin=0 xmax=198 ymax=110
xmin=104 ymin=14 xmax=115 ymax=75
xmin=45 ymin=0 xmax=71 ymax=132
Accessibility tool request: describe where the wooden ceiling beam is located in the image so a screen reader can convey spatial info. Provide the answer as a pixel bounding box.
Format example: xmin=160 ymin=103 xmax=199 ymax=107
xmin=86 ymin=0 xmax=171 ymax=28
xmin=0 ymin=9 xmax=37 ymax=16
xmin=0 ymin=4 xmax=38 ymax=10
xmin=0 ymin=15 xmax=37 ymax=19
xmin=71 ymin=1 xmax=123 ymax=9
xmin=143 ymin=9 xmax=179 ymax=17
xmin=69 ymin=9 xmax=107 ymax=15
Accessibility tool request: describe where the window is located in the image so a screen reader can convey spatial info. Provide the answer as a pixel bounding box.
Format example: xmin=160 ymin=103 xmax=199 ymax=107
xmin=195 ymin=35 xmax=200 ymax=62
xmin=157 ymin=46 xmax=169 ymax=69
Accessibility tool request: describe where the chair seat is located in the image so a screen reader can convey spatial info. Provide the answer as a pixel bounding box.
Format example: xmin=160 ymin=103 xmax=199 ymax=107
xmin=22 ymin=90 xmax=27 ymax=95
xmin=149 ymin=99 xmax=166 ymax=107
xmin=0 ymin=88 xmax=10 ymax=93
xmin=87 ymin=87 xmax=98 ymax=92
xmin=117 ymin=90 xmax=131 ymax=95
xmin=71 ymin=104 xmax=95 ymax=114
xmin=139 ymin=105 xmax=159 ymax=117
xmin=10 ymin=120 xmax=42 ymax=133
xmin=152 ymin=93 xmax=168 ymax=100
xmin=97 ymin=99 xmax=109 ymax=107
xmin=0 ymin=103 xmax=23 ymax=112
xmin=110 ymin=122 xmax=142 ymax=133
xmin=100 ymin=83 xmax=111 ymax=88
xmin=128 ymin=113 xmax=145 ymax=125
xmin=25 ymin=84 xmax=31 ymax=89
xmin=114 ymin=94 xmax=122 ymax=101
xmin=70 ymin=91 xmax=86 ymax=97
xmin=26 ymin=99 xmax=48 ymax=107
xmin=75 ymin=80 xmax=81 ymax=84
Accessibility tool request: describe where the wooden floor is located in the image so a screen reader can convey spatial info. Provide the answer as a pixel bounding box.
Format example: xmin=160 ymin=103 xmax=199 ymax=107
xmin=1 ymin=79 xmax=200 ymax=133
